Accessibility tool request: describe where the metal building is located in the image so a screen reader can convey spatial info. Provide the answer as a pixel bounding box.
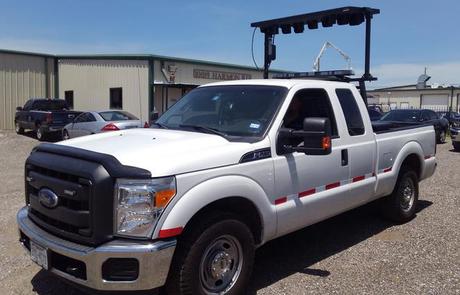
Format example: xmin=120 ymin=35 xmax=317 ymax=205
xmin=0 ymin=49 xmax=57 ymax=130
xmin=368 ymin=85 xmax=460 ymax=112
xmin=0 ymin=49 xmax=285 ymax=130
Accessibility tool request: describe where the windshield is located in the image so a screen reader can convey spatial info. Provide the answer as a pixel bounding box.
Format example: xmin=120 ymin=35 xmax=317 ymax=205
xmin=156 ymin=85 xmax=288 ymax=138
xmin=99 ymin=111 xmax=138 ymax=121
xmin=380 ymin=110 xmax=420 ymax=122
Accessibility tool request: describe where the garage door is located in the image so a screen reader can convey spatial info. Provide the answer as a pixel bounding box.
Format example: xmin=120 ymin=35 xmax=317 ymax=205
xmin=421 ymin=94 xmax=449 ymax=111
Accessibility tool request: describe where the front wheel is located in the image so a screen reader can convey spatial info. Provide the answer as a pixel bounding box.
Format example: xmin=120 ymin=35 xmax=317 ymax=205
xmin=437 ymin=129 xmax=446 ymax=144
xmin=381 ymin=168 xmax=419 ymax=223
xmin=166 ymin=213 xmax=255 ymax=295
xmin=453 ymin=141 xmax=460 ymax=151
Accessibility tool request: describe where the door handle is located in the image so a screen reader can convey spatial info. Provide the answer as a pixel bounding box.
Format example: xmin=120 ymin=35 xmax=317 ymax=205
xmin=341 ymin=149 xmax=348 ymax=166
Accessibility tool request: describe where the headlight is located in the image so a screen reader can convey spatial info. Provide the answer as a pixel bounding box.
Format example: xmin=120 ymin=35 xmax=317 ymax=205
xmin=114 ymin=177 xmax=176 ymax=238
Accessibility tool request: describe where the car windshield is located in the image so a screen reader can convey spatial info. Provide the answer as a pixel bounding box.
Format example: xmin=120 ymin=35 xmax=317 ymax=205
xmin=380 ymin=110 xmax=420 ymax=122
xmin=99 ymin=111 xmax=138 ymax=121
xmin=156 ymin=85 xmax=288 ymax=138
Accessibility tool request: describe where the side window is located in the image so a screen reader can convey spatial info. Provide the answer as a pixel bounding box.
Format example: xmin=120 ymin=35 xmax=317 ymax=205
xmin=282 ymin=88 xmax=338 ymax=136
xmin=75 ymin=113 xmax=89 ymax=123
xmin=110 ymin=87 xmax=123 ymax=109
xmin=87 ymin=113 xmax=96 ymax=122
xmin=336 ymin=89 xmax=365 ymax=136
xmin=429 ymin=111 xmax=438 ymax=120
xmin=64 ymin=90 xmax=74 ymax=109
xmin=421 ymin=111 xmax=430 ymax=121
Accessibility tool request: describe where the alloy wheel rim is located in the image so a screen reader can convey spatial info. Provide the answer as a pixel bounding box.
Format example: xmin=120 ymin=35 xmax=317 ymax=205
xmin=36 ymin=129 xmax=42 ymax=139
xmin=400 ymin=178 xmax=415 ymax=212
xmin=15 ymin=123 xmax=20 ymax=132
xmin=199 ymin=235 xmax=243 ymax=294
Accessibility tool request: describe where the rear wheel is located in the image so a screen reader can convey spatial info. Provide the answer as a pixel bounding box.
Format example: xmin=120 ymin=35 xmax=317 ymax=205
xmin=381 ymin=168 xmax=419 ymax=223
xmin=15 ymin=122 xmax=24 ymax=134
xmin=166 ymin=212 xmax=255 ymax=295
xmin=35 ymin=125 xmax=46 ymax=141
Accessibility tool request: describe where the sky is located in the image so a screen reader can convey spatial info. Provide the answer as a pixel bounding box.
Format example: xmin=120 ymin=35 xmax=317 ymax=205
xmin=1 ymin=0 xmax=459 ymax=88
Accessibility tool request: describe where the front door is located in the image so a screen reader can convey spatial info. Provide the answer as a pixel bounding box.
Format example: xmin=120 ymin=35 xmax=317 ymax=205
xmin=272 ymin=88 xmax=350 ymax=237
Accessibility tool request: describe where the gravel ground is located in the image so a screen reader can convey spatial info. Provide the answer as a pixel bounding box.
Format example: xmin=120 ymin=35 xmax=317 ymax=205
xmin=0 ymin=131 xmax=458 ymax=295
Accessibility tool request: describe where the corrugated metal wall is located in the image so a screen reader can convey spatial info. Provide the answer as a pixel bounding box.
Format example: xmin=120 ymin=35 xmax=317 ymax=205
xmin=0 ymin=52 xmax=55 ymax=130
xmin=59 ymin=59 xmax=149 ymax=122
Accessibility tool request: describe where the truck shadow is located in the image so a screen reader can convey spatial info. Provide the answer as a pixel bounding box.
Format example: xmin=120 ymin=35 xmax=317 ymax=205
xmin=247 ymin=199 xmax=432 ymax=294
xmin=19 ymin=130 xmax=61 ymax=142
xmin=29 ymin=200 xmax=432 ymax=295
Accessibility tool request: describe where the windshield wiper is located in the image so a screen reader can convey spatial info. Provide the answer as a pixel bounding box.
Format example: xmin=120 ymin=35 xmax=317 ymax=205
xmin=152 ymin=122 xmax=169 ymax=129
xmin=179 ymin=124 xmax=227 ymax=138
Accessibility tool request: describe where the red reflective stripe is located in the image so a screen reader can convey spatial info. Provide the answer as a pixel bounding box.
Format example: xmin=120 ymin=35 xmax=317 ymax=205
xmin=383 ymin=167 xmax=392 ymax=173
xmin=275 ymin=197 xmax=287 ymax=205
xmin=352 ymin=175 xmax=365 ymax=182
xmin=299 ymin=188 xmax=316 ymax=198
xmin=158 ymin=227 xmax=183 ymax=238
xmin=325 ymin=182 xmax=340 ymax=190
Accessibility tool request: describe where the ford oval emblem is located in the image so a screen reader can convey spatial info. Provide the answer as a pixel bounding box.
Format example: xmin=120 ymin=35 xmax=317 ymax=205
xmin=38 ymin=188 xmax=59 ymax=209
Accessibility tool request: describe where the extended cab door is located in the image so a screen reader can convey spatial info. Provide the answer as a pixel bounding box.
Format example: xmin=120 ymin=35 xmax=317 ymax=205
xmin=334 ymin=88 xmax=377 ymax=204
xmin=271 ymin=87 xmax=351 ymax=237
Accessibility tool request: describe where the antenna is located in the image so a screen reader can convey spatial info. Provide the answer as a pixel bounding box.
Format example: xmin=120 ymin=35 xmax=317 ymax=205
xmin=313 ymin=41 xmax=352 ymax=72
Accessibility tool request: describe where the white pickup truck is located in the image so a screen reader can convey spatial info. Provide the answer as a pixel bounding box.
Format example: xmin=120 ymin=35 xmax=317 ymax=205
xmin=17 ymin=79 xmax=437 ymax=294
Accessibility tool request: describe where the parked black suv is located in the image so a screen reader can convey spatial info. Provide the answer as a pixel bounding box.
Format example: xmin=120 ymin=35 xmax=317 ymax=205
xmin=15 ymin=98 xmax=81 ymax=141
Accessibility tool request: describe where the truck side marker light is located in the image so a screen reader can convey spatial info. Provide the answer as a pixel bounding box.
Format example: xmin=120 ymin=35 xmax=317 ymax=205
xmin=158 ymin=227 xmax=183 ymax=238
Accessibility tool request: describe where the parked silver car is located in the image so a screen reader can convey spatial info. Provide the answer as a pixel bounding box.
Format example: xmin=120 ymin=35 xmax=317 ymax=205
xmin=62 ymin=110 xmax=143 ymax=139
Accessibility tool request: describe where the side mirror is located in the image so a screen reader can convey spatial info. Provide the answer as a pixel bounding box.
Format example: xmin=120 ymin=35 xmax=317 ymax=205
xmin=279 ymin=117 xmax=332 ymax=155
xmin=16 ymin=106 xmax=23 ymax=111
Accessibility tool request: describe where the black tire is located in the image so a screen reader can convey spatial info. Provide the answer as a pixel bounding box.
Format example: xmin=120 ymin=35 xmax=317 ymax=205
xmin=62 ymin=129 xmax=70 ymax=140
xmin=453 ymin=141 xmax=460 ymax=151
xmin=166 ymin=212 xmax=255 ymax=295
xmin=15 ymin=122 xmax=24 ymax=134
xmin=437 ymin=129 xmax=446 ymax=144
xmin=381 ymin=168 xmax=419 ymax=223
xmin=35 ymin=125 xmax=46 ymax=141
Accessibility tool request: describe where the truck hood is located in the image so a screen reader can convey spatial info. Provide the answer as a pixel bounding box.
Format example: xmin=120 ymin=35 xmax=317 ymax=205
xmin=57 ymin=128 xmax=257 ymax=177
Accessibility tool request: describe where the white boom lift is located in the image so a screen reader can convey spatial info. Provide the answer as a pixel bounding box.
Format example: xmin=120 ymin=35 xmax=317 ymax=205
xmin=313 ymin=41 xmax=352 ymax=72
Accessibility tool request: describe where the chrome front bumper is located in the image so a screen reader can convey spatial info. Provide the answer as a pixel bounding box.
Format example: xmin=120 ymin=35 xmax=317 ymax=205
xmin=17 ymin=207 xmax=176 ymax=291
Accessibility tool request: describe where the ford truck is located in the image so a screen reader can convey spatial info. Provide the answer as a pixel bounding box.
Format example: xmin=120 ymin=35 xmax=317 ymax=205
xmin=17 ymin=79 xmax=437 ymax=294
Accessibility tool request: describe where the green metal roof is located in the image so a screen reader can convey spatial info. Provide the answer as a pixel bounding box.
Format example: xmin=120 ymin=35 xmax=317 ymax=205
xmin=56 ymin=53 xmax=288 ymax=73
xmin=0 ymin=48 xmax=288 ymax=73
xmin=0 ymin=48 xmax=55 ymax=58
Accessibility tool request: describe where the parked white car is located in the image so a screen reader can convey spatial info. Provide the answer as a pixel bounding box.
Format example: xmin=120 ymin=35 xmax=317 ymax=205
xmin=62 ymin=110 xmax=144 ymax=139
xmin=18 ymin=79 xmax=436 ymax=294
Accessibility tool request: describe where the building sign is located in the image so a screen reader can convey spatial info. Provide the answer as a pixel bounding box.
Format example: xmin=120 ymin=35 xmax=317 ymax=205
xmin=193 ymin=69 xmax=252 ymax=80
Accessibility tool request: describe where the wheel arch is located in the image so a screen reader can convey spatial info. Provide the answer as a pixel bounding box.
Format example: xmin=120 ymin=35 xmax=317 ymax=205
xmin=153 ymin=175 xmax=276 ymax=245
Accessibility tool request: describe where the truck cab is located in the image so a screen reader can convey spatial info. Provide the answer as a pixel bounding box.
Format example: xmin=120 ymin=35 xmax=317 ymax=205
xmin=17 ymin=79 xmax=437 ymax=294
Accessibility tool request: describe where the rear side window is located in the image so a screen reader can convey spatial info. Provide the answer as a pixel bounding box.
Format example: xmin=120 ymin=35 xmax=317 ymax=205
xmin=336 ymin=89 xmax=365 ymax=136
xmin=99 ymin=111 xmax=138 ymax=121
xmin=428 ymin=110 xmax=438 ymax=120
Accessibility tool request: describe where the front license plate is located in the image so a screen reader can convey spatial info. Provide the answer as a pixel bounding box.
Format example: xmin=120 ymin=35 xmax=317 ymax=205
xmin=30 ymin=241 xmax=48 ymax=270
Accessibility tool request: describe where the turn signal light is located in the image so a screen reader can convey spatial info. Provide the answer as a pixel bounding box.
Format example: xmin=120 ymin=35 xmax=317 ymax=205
xmin=322 ymin=136 xmax=331 ymax=150
xmin=101 ymin=123 xmax=120 ymax=131
xmin=155 ymin=189 xmax=176 ymax=208
xmin=144 ymin=121 xmax=150 ymax=128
